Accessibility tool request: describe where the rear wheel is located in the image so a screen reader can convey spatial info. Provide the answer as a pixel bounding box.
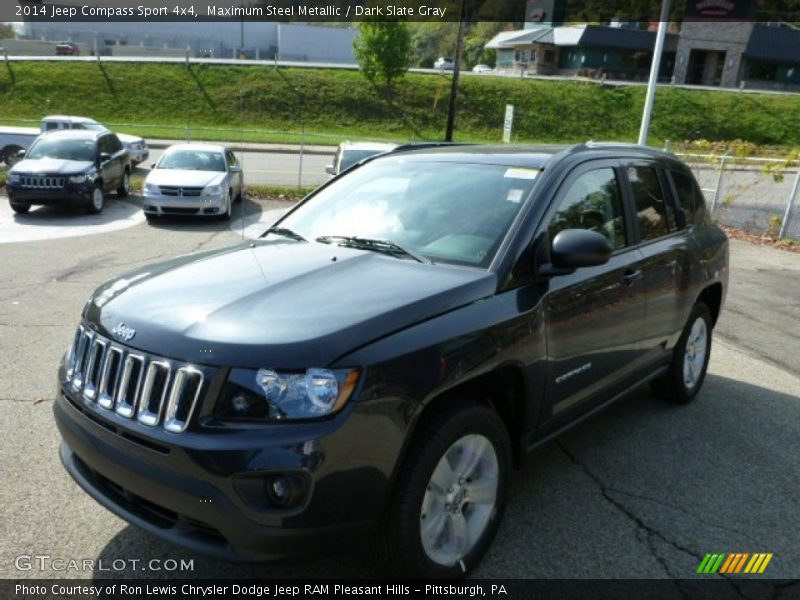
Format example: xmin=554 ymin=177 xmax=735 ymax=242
xmin=651 ymin=302 xmax=712 ymax=404
xmin=10 ymin=202 xmax=31 ymax=215
xmin=374 ymin=401 xmax=511 ymax=578
xmin=86 ymin=184 xmax=105 ymax=215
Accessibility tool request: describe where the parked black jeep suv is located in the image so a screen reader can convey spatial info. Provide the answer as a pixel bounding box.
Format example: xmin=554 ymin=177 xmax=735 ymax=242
xmin=54 ymin=143 xmax=728 ymax=577
xmin=6 ymin=129 xmax=130 ymax=215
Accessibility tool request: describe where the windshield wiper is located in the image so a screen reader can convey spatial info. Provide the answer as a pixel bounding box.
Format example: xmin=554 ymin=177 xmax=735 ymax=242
xmin=260 ymin=226 xmax=306 ymax=241
xmin=316 ymin=236 xmax=431 ymax=264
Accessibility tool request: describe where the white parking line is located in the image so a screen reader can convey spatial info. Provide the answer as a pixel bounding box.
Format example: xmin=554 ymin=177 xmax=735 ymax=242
xmin=0 ymin=196 xmax=144 ymax=244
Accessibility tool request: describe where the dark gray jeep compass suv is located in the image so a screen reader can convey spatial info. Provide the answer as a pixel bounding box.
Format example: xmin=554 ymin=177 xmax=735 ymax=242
xmin=54 ymin=143 xmax=728 ymax=577
xmin=6 ymin=129 xmax=130 ymax=215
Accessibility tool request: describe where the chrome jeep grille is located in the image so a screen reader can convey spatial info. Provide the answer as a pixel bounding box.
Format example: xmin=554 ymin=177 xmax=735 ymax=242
xmin=65 ymin=325 xmax=205 ymax=433
xmin=20 ymin=175 xmax=66 ymax=189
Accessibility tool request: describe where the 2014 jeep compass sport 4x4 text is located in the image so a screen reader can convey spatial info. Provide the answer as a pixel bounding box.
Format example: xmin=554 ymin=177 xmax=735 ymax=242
xmin=54 ymin=143 xmax=728 ymax=578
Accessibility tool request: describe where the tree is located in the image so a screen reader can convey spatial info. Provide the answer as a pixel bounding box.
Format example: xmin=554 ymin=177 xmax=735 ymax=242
xmin=0 ymin=23 xmax=16 ymax=40
xmin=353 ymin=21 xmax=412 ymax=92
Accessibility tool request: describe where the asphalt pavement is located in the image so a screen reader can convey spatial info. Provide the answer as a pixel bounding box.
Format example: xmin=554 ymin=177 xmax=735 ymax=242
xmin=0 ymin=209 xmax=798 ymax=583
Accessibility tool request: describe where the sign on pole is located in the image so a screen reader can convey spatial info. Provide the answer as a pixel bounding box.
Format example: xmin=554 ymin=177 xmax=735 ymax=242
xmin=503 ymin=104 xmax=514 ymax=143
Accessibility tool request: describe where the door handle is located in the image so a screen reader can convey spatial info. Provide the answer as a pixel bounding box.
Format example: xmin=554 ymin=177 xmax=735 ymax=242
xmin=620 ymin=269 xmax=642 ymax=286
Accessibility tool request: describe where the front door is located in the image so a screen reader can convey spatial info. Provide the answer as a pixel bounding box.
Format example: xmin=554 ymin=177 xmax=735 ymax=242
xmin=539 ymin=163 xmax=648 ymax=430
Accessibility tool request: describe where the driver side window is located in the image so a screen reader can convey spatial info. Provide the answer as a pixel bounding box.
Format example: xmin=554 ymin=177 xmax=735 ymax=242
xmin=548 ymin=168 xmax=627 ymax=250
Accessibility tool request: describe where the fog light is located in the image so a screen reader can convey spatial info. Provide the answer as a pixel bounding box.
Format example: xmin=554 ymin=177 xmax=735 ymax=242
xmin=265 ymin=474 xmax=305 ymax=509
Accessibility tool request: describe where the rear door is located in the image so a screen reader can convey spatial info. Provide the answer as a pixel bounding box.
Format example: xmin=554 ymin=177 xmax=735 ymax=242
xmin=539 ymin=161 xmax=649 ymax=429
xmin=620 ymin=161 xmax=696 ymax=368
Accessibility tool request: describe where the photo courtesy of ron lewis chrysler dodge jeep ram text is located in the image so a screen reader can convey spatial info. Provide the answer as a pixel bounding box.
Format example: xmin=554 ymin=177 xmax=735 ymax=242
xmin=53 ymin=143 xmax=728 ymax=578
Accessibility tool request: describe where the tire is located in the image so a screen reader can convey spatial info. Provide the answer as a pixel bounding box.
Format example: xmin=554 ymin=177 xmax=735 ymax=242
xmin=10 ymin=202 xmax=31 ymax=215
xmin=86 ymin=184 xmax=105 ymax=215
xmin=374 ymin=401 xmax=512 ymax=578
xmin=218 ymin=190 xmax=232 ymax=221
xmin=144 ymin=213 xmax=157 ymax=223
xmin=651 ymin=302 xmax=712 ymax=404
xmin=3 ymin=145 xmax=24 ymax=167
xmin=117 ymin=169 xmax=130 ymax=197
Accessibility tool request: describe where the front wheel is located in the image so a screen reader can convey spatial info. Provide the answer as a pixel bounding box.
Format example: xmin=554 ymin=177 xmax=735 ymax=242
xmin=10 ymin=202 xmax=31 ymax=215
xmin=375 ymin=401 xmax=512 ymax=578
xmin=86 ymin=184 xmax=105 ymax=215
xmin=651 ymin=302 xmax=712 ymax=404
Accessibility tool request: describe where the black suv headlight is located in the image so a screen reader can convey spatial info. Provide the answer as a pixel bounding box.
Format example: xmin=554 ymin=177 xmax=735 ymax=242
xmin=216 ymin=368 xmax=360 ymax=422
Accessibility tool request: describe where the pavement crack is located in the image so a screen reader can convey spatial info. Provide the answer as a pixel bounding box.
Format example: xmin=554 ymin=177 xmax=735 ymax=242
xmin=0 ymin=397 xmax=50 ymax=404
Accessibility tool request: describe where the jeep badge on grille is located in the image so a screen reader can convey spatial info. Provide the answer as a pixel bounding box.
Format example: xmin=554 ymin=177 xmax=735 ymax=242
xmin=112 ymin=322 xmax=136 ymax=341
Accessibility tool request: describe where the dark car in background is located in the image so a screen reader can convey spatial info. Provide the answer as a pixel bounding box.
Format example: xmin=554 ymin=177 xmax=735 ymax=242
xmin=6 ymin=130 xmax=130 ymax=215
xmin=54 ymin=143 xmax=727 ymax=577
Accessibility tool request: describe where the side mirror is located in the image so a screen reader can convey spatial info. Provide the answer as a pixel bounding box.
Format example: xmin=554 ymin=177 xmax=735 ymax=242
xmin=325 ymin=165 xmax=335 ymax=175
xmin=98 ymin=152 xmax=112 ymax=163
xmin=17 ymin=149 xmax=25 ymax=158
xmin=230 ymin=165 xmax=241 ymax=173
xmin=539 ymin=229 xmax=612 ymax=277
xmin=150 ymin=162 xmax=157 ymax=169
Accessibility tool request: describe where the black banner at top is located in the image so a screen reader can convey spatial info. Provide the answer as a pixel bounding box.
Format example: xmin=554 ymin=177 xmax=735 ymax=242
xmin=4 ymin=0 xmax=800 ymax=22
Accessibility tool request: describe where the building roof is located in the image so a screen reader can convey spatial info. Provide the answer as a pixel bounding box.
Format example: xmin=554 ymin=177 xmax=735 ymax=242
xmin=577 ymin=25 xmax=678 ymax=52
xmin=486 ymin=27 xmax=555 ymax=49
xmin=487 ymin=24 xmax=677 ymax=53
xmin=745 ymin=24 xmax=800 ymax=65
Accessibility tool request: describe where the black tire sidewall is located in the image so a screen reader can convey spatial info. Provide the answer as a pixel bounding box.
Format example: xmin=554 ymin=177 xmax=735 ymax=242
xmin=10 ymin=203 xmax=31 ymax=214
xmin=384 ymin=403 xmax=512 ymax=578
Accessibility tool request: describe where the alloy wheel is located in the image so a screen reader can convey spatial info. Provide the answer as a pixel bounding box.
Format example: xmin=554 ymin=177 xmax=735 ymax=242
xmin=420 ymin=433 xmax=499 ymax=567
xmin=683 ymin=317 xmax=708 ymax=389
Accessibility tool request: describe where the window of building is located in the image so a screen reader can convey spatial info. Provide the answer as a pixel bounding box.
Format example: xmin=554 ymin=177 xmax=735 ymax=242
xmin=548 ymin=168 xmax=627 ymax=250
xmin=748 ymin=60 xmax=778 ymax=81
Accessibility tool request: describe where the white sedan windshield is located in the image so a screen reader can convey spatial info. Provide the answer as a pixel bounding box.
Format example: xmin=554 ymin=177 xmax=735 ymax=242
xmin=279 ymin=158 xmax=540 ymax=267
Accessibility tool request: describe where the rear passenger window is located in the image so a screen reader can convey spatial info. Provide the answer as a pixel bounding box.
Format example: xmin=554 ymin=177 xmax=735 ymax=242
xmin=549 ymin=168 xmax=627 ymax=250
xmin=670 ymin=170 xmax=704 ymax=226
xmin=628 ymin=166 xmax=675 ymax=241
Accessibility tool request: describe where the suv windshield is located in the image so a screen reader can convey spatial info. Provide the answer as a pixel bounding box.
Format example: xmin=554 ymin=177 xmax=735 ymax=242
xmin=278 ymin=158 xmax=540 ymax=267
xmin=157 ymin=150 xmax=226 ymax=172
xmin=27 ymin=137 xmax=96 ymax=162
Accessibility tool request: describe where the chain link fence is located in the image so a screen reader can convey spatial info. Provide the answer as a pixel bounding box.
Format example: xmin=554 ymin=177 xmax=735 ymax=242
xmin=671 ymin=151 xmax=800 ymax=240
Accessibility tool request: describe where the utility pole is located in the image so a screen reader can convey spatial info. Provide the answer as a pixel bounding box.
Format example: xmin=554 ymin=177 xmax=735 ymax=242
xmin=638 ymin=0 xmax=672 ymax=145
xmin=445 ymin=0 xmax=467 ymax=142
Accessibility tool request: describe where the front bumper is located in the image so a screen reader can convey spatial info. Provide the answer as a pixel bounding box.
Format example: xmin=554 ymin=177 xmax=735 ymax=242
xmin=7 ymin=183 xmax=93 ymax=206
xmin=143 ymin=193 xmax=225 ymax=217
xmin=53 ymin=380 xmax=388 ymax=561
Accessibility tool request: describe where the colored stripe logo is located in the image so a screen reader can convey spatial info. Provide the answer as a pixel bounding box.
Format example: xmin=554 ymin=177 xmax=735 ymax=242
xmin=697 ymin=553 xmax=773 ymax=574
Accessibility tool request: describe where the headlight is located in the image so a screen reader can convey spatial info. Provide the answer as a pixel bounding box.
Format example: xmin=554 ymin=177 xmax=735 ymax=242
xmin=144 ymin=182 xmax=159 ymax=195
xmin=203 ymin=184 xmax=223 ymax=196
xmin=216 ymin=368 xmax=360 ymax=421
xmin=8 ymin=173 xmax=20 ymax=184
xmin=68 ymin=173 xmax=92 ymax=184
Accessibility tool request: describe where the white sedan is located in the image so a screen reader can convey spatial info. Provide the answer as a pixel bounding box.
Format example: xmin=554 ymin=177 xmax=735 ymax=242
xmin=142 ymin=144 xmax=243 ymax=221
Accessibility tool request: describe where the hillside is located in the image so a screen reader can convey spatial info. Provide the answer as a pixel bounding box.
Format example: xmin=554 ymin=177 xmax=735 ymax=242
xmin=0 ymin=61 xmax=798 ymax=147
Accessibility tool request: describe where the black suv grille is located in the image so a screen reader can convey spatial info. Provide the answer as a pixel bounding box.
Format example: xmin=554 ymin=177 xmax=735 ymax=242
xmin=65 ymin=325 xmax=207 ymax=433
xmin=19 ymin=175 xmax=66 ymax=189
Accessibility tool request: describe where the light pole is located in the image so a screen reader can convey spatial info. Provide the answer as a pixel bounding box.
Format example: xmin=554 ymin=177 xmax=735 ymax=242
xmin=638 ymin=0 xmax=672 ymax=146
xmin=445 ymin=0 xmax=467 ymax=142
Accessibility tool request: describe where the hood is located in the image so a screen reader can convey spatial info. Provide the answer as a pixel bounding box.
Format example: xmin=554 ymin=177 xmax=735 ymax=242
xmin=117 ymin=133 xmax=145 ymax=145
xmin=84 ymin=241 xmax=496 ymax=368
xmin=12 ymin=157 xmax=93 ymax=175
xmin=145 ymin=169 xmax=224 ymax=188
